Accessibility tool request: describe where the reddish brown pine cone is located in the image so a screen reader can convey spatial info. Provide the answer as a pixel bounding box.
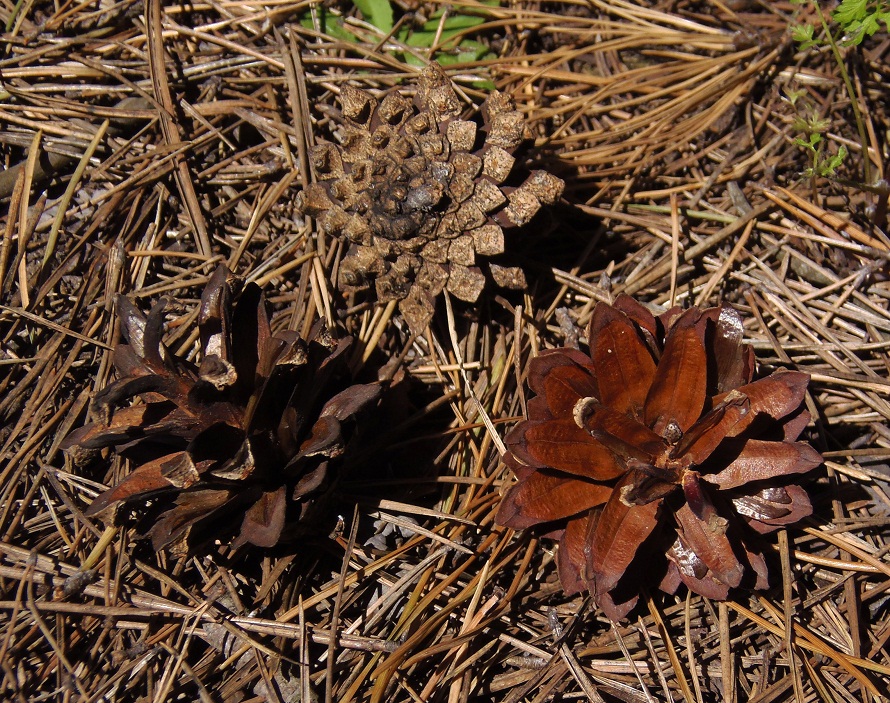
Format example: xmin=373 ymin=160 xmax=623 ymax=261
xmin=64 ymin=265 xmax=381 ymax=553
xmin=496 ymin=295 xmax=822 ymax=620
xmin=296 ymin=62 xmax=564 ymax=334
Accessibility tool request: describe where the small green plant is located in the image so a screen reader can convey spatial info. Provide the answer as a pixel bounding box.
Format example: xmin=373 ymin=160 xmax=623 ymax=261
xmin=786 ymin=90 xmax=848 ymax=183
xmin=302 ymin=0 xmax=497 ymax=73
xmin=784 ymin=91 xmax=849 ymax=203
xmin=790 ymin=22 xmax=819 ymax=49
xmin=793 ymin=129 xmax=848 ymax=180
xmin=833 ymin=0 xmax=890 ymax=45
xmin=788 ymin=0 xmax=883 ymax=185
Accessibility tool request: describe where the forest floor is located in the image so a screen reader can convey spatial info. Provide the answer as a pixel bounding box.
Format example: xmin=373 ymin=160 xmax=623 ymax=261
xmin=1 ymin=0 xmax=889 ymax=701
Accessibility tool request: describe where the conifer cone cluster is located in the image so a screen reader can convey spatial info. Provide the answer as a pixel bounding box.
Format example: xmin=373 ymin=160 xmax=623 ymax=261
xmin=64 ymin=266 xmax=381 ymax=552
xmin=296 ymin=63 xmax=565 ymax=333
xmin=497 ymin=295 xmax=822 ymax=620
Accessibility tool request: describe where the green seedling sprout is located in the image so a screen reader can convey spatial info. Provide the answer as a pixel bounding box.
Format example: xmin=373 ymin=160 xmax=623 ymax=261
xmin=789 ymin=0 xmax=877 ymax=185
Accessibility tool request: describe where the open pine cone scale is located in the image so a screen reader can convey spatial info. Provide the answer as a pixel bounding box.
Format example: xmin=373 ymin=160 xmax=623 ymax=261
xmin=497 ymin=295 xmax=822 ymax=619
xmin=65 ymin=266 xmax=381 ymax=551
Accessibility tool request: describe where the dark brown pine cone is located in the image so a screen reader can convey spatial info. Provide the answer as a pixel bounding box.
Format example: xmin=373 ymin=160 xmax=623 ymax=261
xmin=297 ymin=62 xmax=565 ymax=333
xmin=64 ymin=265 xmax=382 ymax=552
xmin=497 ymin=295 xmax=822 ymax=620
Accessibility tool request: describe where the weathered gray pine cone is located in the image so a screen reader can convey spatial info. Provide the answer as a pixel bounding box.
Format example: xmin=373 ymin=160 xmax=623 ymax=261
xmin=297 ymin=62 xmax=565 ymax=333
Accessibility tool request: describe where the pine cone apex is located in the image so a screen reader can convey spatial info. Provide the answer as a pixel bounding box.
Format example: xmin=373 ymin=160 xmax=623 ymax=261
xmin=297 ymin=62 xmax=565 ymax=333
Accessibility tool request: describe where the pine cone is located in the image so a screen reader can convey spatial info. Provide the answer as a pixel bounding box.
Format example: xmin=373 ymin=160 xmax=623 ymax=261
xmin=297 ymin=63 xmax=565 ymax=333
xmin=64 ymin=265 xmax=381 ymax=552
xmin=497 ymin=295 xmax=822 ymax=620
